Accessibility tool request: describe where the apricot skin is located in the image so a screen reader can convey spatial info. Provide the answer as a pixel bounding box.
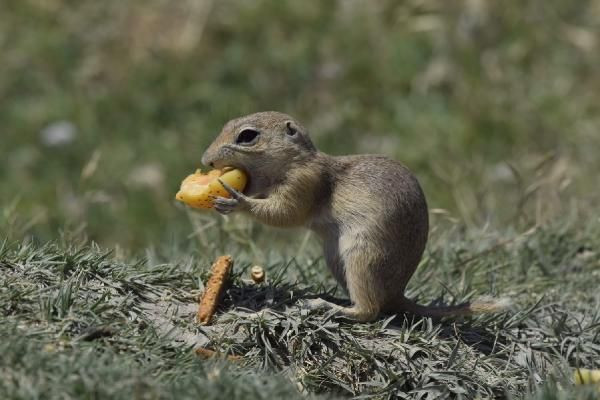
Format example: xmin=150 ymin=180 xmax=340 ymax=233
xmin=175 ymin=168 xmax=247 ymax=209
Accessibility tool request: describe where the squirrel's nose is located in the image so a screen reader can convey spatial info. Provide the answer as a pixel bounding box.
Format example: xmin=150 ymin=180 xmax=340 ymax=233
xmin=201 ymin=147 xmax=226 ymax=169
xmin=201 ymin=151 xmax=214 ymax=168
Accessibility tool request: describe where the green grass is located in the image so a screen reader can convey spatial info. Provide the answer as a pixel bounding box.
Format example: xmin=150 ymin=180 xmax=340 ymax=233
xmin=1 ymin=0 xmax=599 ymax=249
xmin=2 ymin=1 xmax=600 ymax=398
xmin=1 ymin=220 xmax=599 ymax=398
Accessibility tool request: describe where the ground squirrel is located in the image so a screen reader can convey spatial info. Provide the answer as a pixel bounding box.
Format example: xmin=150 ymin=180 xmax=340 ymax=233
xmin=201 ymin=111 xmax=509 ymax=322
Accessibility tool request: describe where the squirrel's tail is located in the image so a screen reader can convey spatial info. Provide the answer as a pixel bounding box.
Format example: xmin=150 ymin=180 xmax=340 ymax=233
xmin=392 ymin=296 xmax=512 ymax=318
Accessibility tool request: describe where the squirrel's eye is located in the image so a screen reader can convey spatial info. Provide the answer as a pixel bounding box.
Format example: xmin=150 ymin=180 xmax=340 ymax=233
xmin=235 ymin=129 xmax=260 ymax=145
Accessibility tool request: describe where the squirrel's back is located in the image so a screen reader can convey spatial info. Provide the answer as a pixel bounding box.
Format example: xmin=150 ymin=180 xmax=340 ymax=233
xmin=311 ymin=153 xmax=429 ymax=278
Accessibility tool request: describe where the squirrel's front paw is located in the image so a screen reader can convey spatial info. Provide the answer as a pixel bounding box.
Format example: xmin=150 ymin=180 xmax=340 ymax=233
xmin=213 ymin=179 xmax=250 ymax=214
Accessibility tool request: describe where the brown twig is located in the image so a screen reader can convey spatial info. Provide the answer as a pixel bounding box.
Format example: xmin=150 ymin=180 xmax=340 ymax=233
xmin=194 ymin=347 xmax=242 ymax=362
xmin=197 ymin=255 xmax=234 ymax=325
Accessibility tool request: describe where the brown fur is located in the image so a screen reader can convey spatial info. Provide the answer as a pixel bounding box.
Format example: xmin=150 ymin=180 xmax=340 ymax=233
xmin=202 ymin=111 xmax=510 ymax=321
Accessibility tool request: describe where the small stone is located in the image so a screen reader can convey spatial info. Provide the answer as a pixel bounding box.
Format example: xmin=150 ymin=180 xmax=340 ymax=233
xmin=40 ymin=120 xmax=76 ymax=147
xmin=250 ymin=265 xmax=265 ymax=283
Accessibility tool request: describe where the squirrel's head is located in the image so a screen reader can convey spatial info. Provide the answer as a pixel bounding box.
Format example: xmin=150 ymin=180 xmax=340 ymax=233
xmin=201 ymin=111 xmax=316 ymax=181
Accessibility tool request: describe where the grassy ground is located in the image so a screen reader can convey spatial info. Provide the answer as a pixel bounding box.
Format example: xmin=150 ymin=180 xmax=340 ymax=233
xmin=1 ymin=220 xmax=599 ymax=398
xmin=2 ymin=1 xmax=600 ymax=399
xmin=2 ymin=0 xmax=599 ymax=250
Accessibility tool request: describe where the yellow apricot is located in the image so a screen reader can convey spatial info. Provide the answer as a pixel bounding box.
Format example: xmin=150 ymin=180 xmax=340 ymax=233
xmin=175 ymin=168 xmax=247 ymax=209
xmin=574 ymin=369 xmax=600 ymax=385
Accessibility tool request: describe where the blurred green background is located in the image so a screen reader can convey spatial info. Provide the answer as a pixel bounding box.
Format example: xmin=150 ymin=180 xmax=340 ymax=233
xmin=1 ymin=0 xmax=599 ymax=251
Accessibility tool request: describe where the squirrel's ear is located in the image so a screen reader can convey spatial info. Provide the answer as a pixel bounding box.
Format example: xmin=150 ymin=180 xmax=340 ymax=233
xmin=285 ymin=120 xmax=316 ymax=150
xmin=285 ymin=121 xmax=298 ymax=136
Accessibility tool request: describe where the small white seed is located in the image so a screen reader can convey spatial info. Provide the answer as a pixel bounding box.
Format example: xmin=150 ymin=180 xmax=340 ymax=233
xmin=250 ymin=265 xmax=265 ymax=283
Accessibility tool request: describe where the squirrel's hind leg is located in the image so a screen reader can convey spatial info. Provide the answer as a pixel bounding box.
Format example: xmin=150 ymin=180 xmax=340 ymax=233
xmin=339 ymin=244 xmax=384 ymax=322
xmin=298 ymin=298 xmax=378 ymax=322
xmin=301 ymin=234 xmax=385 ymax=322
xmin=305 ymin=238 xmax=385 ymax=322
